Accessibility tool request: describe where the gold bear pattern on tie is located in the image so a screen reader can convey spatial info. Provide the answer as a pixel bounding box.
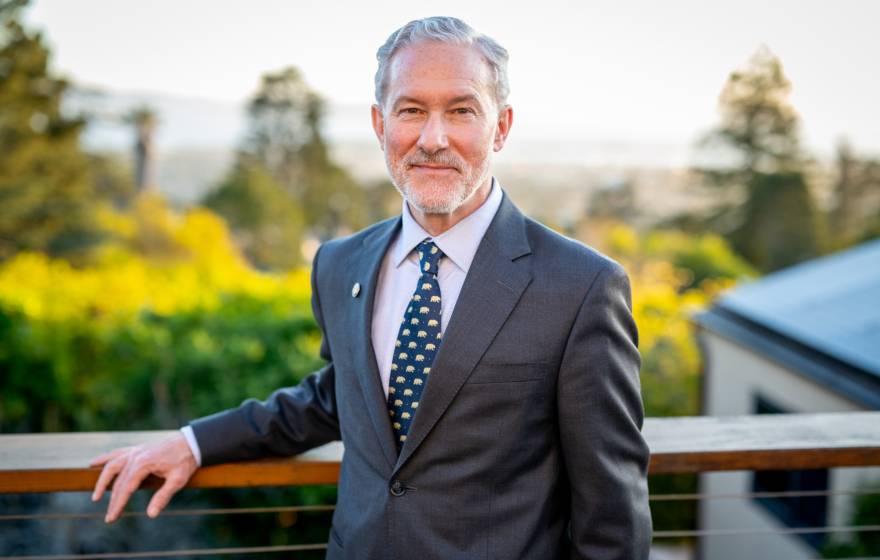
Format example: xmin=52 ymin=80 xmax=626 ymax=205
xmin=387 ymin=239 xmax=444 ymax=451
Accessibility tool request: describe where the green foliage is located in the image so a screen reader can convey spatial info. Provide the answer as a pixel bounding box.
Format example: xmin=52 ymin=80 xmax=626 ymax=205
xmin=639 ymin=229 xmax=756 ymax=290
xmin=856 ymin=218 xmax=880 ymax=245
xmin=601 ymin=223 xmax=755 ymax=418
xmin=206 ymin=66 xmax=371 ymax=270
xmin=699 ymin=46 xmax=802 ymax=180
xmin=0 ymin=293 xmax=322 ymax=433
xmin=691 ymin=47 xmax=823 ymax=272
xmin=204 ymin=160 xmax=306 ymax=270
xmin=242 ymin=66 xmax=370 ymax=234
xmin=0 ymin=15 xmax=99 ymax=262
xmin=829 ymin=141 xmax=880 ymax=249
xmin=821 ymin=483 xmax=880 ymax=557
xmin=0 ymin=194 xmax=333 ymax=552
xmin=733 ymin=170 xmax=824 ymax=271
xmin=88 ymin=152 xmax=138 ymax=209
xmin=0 ymin=291 xmax=334 ymax=554
xmin=296 ymin=136 xmax=371 ymax=238
xmin=0 ymin=195 xmax=320 ymax=433
xmin=648 ymin=474 xmax=698 ymax=539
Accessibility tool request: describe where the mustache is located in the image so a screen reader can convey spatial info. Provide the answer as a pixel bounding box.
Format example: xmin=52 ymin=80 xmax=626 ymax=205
xmin=405 ymin=150 xmax=463 ymax=171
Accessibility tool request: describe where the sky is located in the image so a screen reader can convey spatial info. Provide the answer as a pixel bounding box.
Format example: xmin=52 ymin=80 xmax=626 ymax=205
xmin=22 ymin=0 xmax=880 ymax=165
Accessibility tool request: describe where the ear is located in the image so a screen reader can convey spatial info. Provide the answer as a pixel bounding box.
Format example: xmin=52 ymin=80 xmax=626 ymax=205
xmin=371 ymin=104 xmax=385 ymax=151
xmin=493 ymin=105 xmax=513 ymax=152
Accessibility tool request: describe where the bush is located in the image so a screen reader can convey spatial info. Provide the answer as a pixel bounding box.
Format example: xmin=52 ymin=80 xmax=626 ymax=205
xmin=0 ymin=198 xmax=318 ymax=433
xmin=0 ymin=203 xmax=332 ymax=556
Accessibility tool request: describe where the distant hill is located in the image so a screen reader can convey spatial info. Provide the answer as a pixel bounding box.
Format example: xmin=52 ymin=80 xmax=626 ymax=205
xmin=64 ymin=87 xmax=703 ymax=220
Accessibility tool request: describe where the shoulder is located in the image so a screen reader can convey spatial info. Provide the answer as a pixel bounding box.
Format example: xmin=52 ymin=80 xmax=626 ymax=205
xmin=518 ymin=215 xmax=636 ymax=343
xmin=521 ymin=214 xmax=628 ymax=288
xmin=314 ymin=215 xmax=400 ymax=267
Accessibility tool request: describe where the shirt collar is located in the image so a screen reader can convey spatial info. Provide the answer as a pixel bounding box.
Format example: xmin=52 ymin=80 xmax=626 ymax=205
xmin=394 ymin=177 xmax=504 ymax=273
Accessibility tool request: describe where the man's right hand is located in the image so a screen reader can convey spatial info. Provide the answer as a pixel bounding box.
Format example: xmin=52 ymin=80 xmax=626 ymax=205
xmin=90 ymin=432 xmax=198 ymax=523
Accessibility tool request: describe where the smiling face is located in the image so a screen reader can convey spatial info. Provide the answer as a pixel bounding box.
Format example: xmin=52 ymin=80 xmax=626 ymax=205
xmin=372 ymin=41 xmax=512 ymax=226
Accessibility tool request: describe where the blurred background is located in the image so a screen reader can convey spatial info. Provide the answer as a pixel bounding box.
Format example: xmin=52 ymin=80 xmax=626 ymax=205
xmin=1 ymin=0 xmax=878 ymax=558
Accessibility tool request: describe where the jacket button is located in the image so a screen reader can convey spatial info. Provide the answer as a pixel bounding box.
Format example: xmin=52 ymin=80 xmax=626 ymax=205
xmin=389 ymin=480 xmax=406 ymax=497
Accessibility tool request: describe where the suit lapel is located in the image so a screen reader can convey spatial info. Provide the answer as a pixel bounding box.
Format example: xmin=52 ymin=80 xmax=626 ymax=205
xmin=347 ymin=217 xmax=401 ymax=470
xmin=393 ymin=193 xmax=533 ymax=473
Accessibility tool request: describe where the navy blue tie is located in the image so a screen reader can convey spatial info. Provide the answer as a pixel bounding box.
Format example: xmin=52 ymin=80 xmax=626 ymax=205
xmin=387 ymin=240 xmax=444 ymax=450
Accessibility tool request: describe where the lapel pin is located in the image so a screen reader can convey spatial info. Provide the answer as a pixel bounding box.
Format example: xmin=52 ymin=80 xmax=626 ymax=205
xmin=351 ymin=282 xmax=361 ymax=298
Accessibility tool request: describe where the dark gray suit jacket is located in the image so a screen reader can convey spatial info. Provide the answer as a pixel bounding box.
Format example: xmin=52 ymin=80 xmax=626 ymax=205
xmin=191 ymin=192 xmax=652 ymax=559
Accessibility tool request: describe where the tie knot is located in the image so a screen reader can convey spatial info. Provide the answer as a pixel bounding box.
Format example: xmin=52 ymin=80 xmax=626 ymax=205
xmin=417 ymin=240 xmax=443 ymax=275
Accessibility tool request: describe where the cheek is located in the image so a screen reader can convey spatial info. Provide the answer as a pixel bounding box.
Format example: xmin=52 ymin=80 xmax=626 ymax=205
xmin=456 ymin=128 xmax=494 ymax=160
xmin=385 ymin=124 xmax=420 ymax=156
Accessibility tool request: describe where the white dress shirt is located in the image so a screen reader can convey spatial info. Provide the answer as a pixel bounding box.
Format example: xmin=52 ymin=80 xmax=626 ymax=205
xmin=183 ymin=179 xmax=503 ymax=465
xmin=372 ymin=178 xmax=503 ymax=397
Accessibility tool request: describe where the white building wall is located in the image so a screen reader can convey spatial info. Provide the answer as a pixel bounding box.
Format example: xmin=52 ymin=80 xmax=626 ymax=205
xmin=699 ymin=331 xmax=877 ymax=560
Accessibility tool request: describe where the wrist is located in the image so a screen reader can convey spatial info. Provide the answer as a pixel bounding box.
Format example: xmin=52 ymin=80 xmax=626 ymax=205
xmin=179 ymin=426 xmax=202 ymax=467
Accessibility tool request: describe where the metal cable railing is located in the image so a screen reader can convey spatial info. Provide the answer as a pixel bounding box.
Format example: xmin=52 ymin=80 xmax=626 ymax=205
xmin=649 ymin=487 xmax=880 ymax=502
xmin=4 ymin=487 xmax=871 ymax=518
xmin=653 ymin=524 xmax=880 ymax=538
xmin=0 ymin=504 xmax=336 ymax=522
xmin=3 ymin=487 xmax=880 ymax=558
xmin=2 ymin=414 xmax=880 ymax=558
xmin=0 ymin=544 xmax=327 ymax=560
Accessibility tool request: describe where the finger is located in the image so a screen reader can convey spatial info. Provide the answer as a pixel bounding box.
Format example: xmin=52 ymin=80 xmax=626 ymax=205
xmin=146 ymin=477 xmax=183 ymax=518
xmin=92 ymin=456 xmax=126 ymax=502
xmin=106 ymin=464 xmax=147 ymax=523
xmin=89 ymin=447 xmax=130 ymax=468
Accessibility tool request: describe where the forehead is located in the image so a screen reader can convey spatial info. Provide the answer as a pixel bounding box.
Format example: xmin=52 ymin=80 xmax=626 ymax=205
xmin=385 ymin=41 xmax=494 ymax=104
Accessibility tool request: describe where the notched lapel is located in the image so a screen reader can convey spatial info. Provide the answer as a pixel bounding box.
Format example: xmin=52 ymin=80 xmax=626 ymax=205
xmin=394 ymin=194 xmax=533 ymax=472
xmin=346 ymin=218 xmax=401 ymax=470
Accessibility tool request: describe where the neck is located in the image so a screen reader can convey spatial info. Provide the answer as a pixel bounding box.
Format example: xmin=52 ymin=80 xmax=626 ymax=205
xmin=408 ymin=179 xmax=492 ymax=237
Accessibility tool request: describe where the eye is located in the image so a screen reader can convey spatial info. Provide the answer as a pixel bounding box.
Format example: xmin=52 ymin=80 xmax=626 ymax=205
xmin=453 ymin=107 xmax=476 ymax=115
xmin=399 ymin=107 xmax=422 ymax=115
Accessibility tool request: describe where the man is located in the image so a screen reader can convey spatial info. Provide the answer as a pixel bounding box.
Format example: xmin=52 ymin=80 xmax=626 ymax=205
xmin=91 ymin=16 xmax=652 ymax=559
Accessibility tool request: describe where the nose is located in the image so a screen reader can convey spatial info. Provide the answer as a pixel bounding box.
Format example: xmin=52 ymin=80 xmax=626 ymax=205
xmin=417 ymin=113 xmax=449 ymax=154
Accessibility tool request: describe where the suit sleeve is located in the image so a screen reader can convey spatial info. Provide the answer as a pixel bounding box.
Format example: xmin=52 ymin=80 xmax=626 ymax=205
xmin=557 ymin=262 xmax=652 ymax=560
xmin=188 ymin=244 xmax=341 ymax=466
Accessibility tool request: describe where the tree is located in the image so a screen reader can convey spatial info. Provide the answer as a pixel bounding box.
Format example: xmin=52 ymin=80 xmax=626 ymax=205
xmin=87 ymin=152 xmax=137 ymax=209
xmin=204 ymin=159 xmax=305 ymax=270
xmin=829 ymin=139 xmax=880 ymax=248
xmin=126 ymin=105 xmax=158 ymax=192
xmin=239 ymin=66 xmax=368 ymax=238
xmin=205 ymin=66 xmax=370 ymax=269
xmin=0 ymin=4 xmax=98 ymax=261
xmin=0 ymin=0 xmax=26 ymax=24
xmin=691 ymin=47 xmax=823 ymax=271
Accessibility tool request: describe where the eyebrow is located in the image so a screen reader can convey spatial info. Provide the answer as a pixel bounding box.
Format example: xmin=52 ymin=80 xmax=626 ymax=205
xmin=391 ymin=96 xmax=424 ymax=110
xmin=391 ymin=94 xmax=483 ymax=110
xmin=448 ymin=94 xmax=481 ymax=106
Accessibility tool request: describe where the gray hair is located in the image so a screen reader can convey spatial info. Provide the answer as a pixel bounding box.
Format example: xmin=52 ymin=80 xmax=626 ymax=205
xmin=374 ymin=16 xmax=510 ymax=110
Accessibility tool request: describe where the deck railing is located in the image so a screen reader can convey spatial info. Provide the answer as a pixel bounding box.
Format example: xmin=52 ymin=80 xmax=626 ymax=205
xmin=2 ymin=411 xmax=880 ymax=558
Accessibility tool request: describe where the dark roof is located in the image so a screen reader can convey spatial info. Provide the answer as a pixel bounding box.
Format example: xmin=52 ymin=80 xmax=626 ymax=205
xmin=695 ymin=238 xmax=880 ymax=408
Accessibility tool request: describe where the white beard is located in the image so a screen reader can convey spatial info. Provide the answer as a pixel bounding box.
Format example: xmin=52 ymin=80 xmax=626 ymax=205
xmin=385 ymin=148 xmax=492 ymax=215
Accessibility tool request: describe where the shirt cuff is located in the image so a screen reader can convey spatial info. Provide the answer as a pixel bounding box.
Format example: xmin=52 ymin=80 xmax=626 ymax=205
xmin=180 ymin=425 xmax=202 ymax=467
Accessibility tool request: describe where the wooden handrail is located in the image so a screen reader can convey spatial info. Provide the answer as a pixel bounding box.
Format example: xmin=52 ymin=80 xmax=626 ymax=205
xmin=2 ymin=412 xmax=879 ymax=494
